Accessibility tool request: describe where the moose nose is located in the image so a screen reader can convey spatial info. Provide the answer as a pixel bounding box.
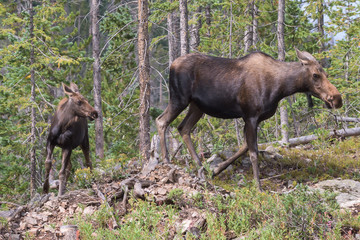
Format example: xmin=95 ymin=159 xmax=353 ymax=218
xmin=91 ymin=110 xmax=99 ymax=120
xmin=332 ymin=94 xmax=342 ymax=109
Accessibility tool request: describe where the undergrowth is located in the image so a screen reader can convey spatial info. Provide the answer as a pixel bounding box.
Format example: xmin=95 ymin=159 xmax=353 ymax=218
xmin=66 ymin=138 xmax=360 ymax=239
xmin=70 ymin=183 xmax=359 ymax=239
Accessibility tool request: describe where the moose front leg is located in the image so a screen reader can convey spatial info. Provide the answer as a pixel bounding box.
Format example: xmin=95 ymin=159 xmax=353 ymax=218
xmin=80 ymin=134 xmax=93 ymax=170
xmin=43 ymin=141 xmax=55 ymax=193
xmin=58 ymin=148 xmax=72 ymax=196
xmin=244 ymin=118 xmax=261 ymax=190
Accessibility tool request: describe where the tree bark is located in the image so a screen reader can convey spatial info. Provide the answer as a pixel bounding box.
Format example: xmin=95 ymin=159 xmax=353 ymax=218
xmin=179 ymin=0 xmax=189 ymax=55
xmin=29 ymin=0 xmax=37 ymax=197
xmin=91 ymin=0 xmax=104 ymax=159
xmin=277 ymin=0 xmax=289 ymax=144
xmin=244 ymin=1 xmax=253 ymax=54
xmin=205 ymin=5 xmax=211 ymax=37
xmin=167 ymin=0 xmax=180 ymax=67
xmin=252 ymin=4 xmax=258 ymax=49
xmin=189 ymin=7 xmax=201 ymax=52
xmin=318 ymin=0 xmax=325 ymax=52
xmin=138 ymin=0 xmax=151 ymax=163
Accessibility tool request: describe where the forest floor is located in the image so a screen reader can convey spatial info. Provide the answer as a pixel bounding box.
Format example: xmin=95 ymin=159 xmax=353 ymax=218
xmin=1 ymin=137 xmax=360 ymax=239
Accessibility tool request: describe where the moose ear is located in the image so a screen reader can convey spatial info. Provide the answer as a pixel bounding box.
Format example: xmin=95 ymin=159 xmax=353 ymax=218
xmin=62 ymin=83 xmax=74 ymax=97
xmin=70 ymin=82 xmax=79 ymax=93
xmin=295 ymin=48 xmax=316 ymax=65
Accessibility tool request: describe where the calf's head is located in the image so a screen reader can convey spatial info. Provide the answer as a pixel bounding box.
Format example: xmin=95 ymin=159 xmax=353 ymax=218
xmin=63 ymin=83 xmax=98 ymax=120
xmin=296 ymin=48 xmax=342 ymax=109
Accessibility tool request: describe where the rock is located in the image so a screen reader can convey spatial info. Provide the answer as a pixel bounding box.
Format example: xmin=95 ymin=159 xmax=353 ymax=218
xmin=83 ymin=206 xmax=96 ymax=216
xmin=178 ymin=219 xmax=192 ymax=234
xmin=241 ymin=157 xmax=251 ymax=168
xmin=59 ymin=206 xmax=66 ymax=213
xmin=9 ymin=234 xmax=20 ymax=240
xmin=44 ymin=224 xmax=56 ymax=233
xmin=60 ymin=225 xmax=78 ymax=240
xmin=207 ymin=154 xmax=233 ymax=172
xmin=0 ymin=210 xmax=15 ymax=219
xmin=157 ymin=188 xmax=167 ymax=195
xmin=25 ymin=228 xmax=39 ymax=238
xmin=23 ymin=216 xmax=37 ymax=226
xmin=19 ymin=221 xmax=28 ymax=230
xmin=312 ymin=179 xmax=360 ymax=209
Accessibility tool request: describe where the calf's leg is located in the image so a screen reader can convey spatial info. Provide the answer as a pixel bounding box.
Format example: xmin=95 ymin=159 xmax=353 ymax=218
xmin=81 ymin=134 xmax=93 ymax=169
xmin=58 ymin=148 xmax=72 ymax=196
xmin=43 ymin=141 xmax=55 ymax=193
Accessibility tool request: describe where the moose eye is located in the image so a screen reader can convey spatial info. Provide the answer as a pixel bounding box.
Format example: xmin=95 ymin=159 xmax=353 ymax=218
xmin=77 ymin=100 xmax=82 ymax=106
xmin=313 ymin=73 xmax=320 ymax=79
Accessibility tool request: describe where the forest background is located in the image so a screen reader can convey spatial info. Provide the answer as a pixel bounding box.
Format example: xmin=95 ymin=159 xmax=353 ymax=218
xmin=0 ymin=0 xmax=359 ymax=202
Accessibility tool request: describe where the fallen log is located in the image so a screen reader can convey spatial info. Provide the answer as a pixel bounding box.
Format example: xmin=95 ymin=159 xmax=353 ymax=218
xmin=334 ymin=116 xmax=360 ymax=123
xmin=263 ymin=127 xmax=360 ymax=147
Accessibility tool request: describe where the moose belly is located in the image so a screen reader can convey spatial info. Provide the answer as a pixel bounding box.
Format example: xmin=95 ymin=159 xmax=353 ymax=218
xmin=192 ymin=94 xmax=244 ymax=119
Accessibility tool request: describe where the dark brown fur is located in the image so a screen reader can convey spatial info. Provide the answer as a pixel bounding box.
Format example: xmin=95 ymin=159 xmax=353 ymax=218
xmin=156 ymin=49 xmax=342 ymax=189
xmin=43 ymin=83 xmax=98 ymax=196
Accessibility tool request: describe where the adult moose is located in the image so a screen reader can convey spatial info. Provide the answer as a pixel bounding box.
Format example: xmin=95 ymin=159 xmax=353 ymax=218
xmin=156 ymin=48 xmax=342 ymax=190
xmin=43 ymin=83 xmax=98 ymax=196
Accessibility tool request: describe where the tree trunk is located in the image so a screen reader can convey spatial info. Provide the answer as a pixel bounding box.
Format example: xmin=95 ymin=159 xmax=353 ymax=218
xmin=138 ymin=0 xmax=151 ymax=163
xmin=277 ymin=0 xmax=289 ymax=144
xmin=179 ymin=0 xmax=189 ymax=56
xmin=91 ymin=0 xmax=104 ymax=159
xmin=29 ymin=0 xmax=37 ymax=197
xmin=205 ymin=5 xmax=211 ymax=37
xmin=167 ymin=0 xmax=180 ymax=67
xmin=252 ymin=4 xmax=258 ymax=49
xmin=318 ymin=0 xmax=325 ymax=52
xmin=244 ymin=1 xmax=253 ymax=53
xmin=189 ymin=7 xmax=201 ymax=52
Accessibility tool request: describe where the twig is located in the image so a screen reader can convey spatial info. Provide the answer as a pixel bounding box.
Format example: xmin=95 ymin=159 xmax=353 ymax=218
xmin=92 ymin=184 xmax=118 ymax=229
xmin=0 ymin=201 xmax=21 ymax=207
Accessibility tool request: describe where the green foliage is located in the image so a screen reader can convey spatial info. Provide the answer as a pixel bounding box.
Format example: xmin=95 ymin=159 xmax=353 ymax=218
xmin=0 ymin=1 xmax=89 ymax=200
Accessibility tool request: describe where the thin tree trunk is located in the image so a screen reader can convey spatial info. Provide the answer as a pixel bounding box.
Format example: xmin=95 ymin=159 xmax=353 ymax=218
xmin=244 ymin=1 xmax=253 ymax=54
xmin=91 ymin=0 xmax=104 ymax=159
xmin=179 ymin=0 xmax=189 ymax=55
xmin=138 ymin=0 xmax=151 ymax=163
xmin=167 ymin=0 xmax=180 ymax=67
xmin=29 ymin=0 xmax=37 ymax=197
xmin=252 ymin=4 xmax=258 ymax=49
xmin=205 ymin=5 xmax=211 ymax=37
xmin=189 ymin=7 xmax=201 ymax=52
xmin=277 ymin=0 xmax=289 ymax=144
xmin=318 ymin=0 xmax=325 ymax=52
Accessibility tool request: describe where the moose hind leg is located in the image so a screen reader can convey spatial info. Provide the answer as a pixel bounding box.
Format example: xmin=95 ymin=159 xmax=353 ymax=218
xmin=177 ymin=103 xmax=204 ymax=166
xmin=43 ymin=142 xmax=55 ymax=193
xmin=58 ymin=148 xmax=72 ymax=196
xmin=156 ymin=103 xmax=187 ymax=163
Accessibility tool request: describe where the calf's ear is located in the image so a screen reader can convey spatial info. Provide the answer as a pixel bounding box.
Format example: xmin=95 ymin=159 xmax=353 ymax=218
xmin=62 ymin=83 xmax=74 ymax=97
xmin=70 ymin=82 xmax=79 ymax=93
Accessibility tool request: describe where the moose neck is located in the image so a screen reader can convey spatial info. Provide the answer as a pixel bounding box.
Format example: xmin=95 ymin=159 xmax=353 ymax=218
xmin=58 ymin=98 xmax=78 ymax=125
xmin=275 ymin=61 xmax=309 ymax=100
